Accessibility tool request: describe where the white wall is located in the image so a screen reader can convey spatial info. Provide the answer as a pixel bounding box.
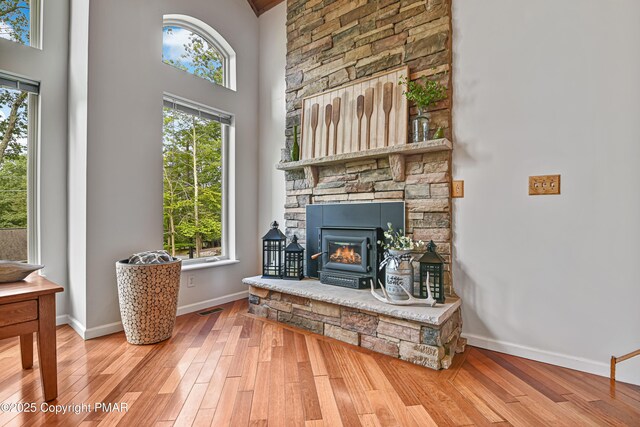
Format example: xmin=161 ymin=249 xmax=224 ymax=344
xmin=452 ymin=0 xmax=640 ymax=384
xmin=0 ymin=0 xmax=69 ymax=319
xmin=67 ymin=0 xmax=89 ymax=331
xmin=257 ymin=3 xmax=287 ymax=238
xmin=67 ymin=0 xmax=260 ymax=335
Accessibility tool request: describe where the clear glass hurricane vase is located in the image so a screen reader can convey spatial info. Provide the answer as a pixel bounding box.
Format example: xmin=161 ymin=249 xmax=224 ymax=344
xmin=412 ymin=109 xmax=430 ymax=143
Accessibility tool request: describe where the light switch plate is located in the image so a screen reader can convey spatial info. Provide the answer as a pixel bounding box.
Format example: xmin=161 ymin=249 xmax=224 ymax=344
xmin=452 ymin=180 xmax=464 ymax=198
xmin=529 ymin=175 xmax=560 ymax=195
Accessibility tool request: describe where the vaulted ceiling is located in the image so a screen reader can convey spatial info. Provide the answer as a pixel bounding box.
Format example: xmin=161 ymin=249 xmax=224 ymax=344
xmin=246 ymin=0 xmax=285 ymax=16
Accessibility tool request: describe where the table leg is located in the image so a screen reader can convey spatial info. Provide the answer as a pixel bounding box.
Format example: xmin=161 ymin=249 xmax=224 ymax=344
xmin=37 ymin=294 xmax=57 ymax=401
xmin=20 ymin=333 xmax=33 ymax=369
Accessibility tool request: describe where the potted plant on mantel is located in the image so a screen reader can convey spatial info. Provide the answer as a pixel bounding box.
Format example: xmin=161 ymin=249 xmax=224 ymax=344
xmin=398 ymin=75 xmax=448 ymax=143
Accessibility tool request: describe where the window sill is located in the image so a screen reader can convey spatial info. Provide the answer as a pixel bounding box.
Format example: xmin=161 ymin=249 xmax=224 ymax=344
xmin=181 ymin=259 xmax=240 ymax=272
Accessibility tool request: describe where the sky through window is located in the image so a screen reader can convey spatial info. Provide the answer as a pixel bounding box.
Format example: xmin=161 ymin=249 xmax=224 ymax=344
xmin=0 ymin=1 xmax=31 ymax=46
xmin=162 ymin=26 xmax=224 ymax=86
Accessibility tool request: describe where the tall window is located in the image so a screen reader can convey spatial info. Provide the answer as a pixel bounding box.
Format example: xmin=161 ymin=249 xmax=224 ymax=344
xmin=0 ymin=1 xmax=39 ymax=48
xmin=162 ymin=15 xmax=236 ymax=90
xmin=0 ymin=74 xmax=38 ymax=262
xmin=163 ymin=99 xmax=230 ymax=263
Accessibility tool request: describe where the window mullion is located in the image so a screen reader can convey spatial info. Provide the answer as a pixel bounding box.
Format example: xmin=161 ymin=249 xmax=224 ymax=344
xmin=27 ymin=92 xmax=40 ymax=264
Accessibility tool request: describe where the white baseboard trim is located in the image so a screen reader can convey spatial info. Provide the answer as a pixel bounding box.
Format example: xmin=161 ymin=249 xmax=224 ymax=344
xmin=59 ymin=291 xmax=249 ymax=340
xmin=84 ymin=321 xmax=124 ymax=340
xmin=462 ymin=333 xmax=621 ymax=381
xmin=62 ymin=315 xmax=122 ymax=340
xmin=176 ymin=290 xmax=248 ymax=316
xmin=66 ymin=315 xmax=86 ymax=338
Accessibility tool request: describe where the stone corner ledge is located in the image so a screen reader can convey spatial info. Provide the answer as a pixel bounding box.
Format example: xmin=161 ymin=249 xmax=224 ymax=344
xmin=243 ymin=275 xmax=461 ymax=327
xmin=245 ymin=275 xmax=463 ymax=371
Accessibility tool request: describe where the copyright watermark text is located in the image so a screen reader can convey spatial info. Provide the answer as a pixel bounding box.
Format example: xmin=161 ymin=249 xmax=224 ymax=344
xmin=0 ymin=402 xmax=129 ymax=415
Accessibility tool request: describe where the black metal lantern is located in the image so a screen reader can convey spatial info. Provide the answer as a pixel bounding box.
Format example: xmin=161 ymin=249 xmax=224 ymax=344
xmin=418 ymin=240 xmax=446 ymax=303
xmin=262 ymin=221 xmax=286 ymax=278
xmin=284 ymin=235 xmax=305 ymax=280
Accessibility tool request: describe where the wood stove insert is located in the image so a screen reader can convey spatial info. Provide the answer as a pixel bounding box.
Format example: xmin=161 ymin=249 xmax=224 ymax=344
xmin=317 ymin=227 xmax=383 ymax=289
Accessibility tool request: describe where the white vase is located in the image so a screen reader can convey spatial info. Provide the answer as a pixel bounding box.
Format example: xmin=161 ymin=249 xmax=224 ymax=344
xmin=383 ymin=249 xmax=414 ymax=300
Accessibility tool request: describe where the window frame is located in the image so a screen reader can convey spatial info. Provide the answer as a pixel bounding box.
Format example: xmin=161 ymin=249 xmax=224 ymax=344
xmin=0 ymin=72 xmax=40 ymax=264
xmin=30 ymin=0 xmax=42 ymax=49
xmin=162 ymin=15 xmax=237 ymax=91
xmin=0 ymin=0 xmax=41 ymax=49
xmin=162 ymin=94 xmax=234 ymax=268
xmin=27 ymin=91 xmax=39 ymax=263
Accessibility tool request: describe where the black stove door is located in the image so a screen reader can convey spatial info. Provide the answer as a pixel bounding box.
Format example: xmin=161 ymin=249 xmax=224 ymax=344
xmin=322 ymin=234 xmax=370 ymax=274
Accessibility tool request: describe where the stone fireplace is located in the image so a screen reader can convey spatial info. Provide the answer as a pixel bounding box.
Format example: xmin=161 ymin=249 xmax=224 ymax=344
xmin=283 ymin=0 xmax=455 ymax=298
xmin=250 ymin=133 xmax=460 ymax=370
xmin=243 ymin=0 xmax=461 ymax=371
xmin=247 ymin=143 xmax=460 ymax=369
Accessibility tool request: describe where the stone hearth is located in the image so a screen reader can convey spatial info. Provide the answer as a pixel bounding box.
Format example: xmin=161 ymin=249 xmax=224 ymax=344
xmin=244 ymin=276 xmax=464 ymax=370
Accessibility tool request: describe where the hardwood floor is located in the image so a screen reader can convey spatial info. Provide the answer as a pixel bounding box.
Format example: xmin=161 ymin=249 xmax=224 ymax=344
xmin=0 ymin=299 xmax=638 ymax=426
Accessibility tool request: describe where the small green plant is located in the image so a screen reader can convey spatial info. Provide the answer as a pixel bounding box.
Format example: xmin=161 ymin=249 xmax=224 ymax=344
xmin=398 ymin=76 xmax=448 ymax=110
xmin=377 ymin=223 xmax=425 ymax=251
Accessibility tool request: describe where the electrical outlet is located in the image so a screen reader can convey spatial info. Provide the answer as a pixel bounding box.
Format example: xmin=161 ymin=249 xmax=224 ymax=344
xmin=529 ymin=174 xmax=561 ymax=195
xmin=187 ymin=276 xmax=196 ymax=288
xmin=452 ymin=180 xmax=464 ymax=198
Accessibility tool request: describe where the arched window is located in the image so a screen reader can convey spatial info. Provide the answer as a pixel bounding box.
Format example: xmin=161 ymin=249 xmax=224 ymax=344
xmin=160 ymin=16 xmax=237 ymax=267
xmin=162 ymin=15 xmax=236 ymax=90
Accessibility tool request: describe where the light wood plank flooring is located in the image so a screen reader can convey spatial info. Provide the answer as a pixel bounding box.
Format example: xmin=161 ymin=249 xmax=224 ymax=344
xmin=0 ymin=299 xmax=638 ymax=426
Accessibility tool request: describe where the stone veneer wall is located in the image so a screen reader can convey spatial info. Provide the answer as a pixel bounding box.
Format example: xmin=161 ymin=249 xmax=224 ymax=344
xmin=284 ymin=0 xmax=455 ymax=296
xmin=248 ymin=285 xmax=464 ymax=369
xmin=285 ymin=0 xmax=453 ymax=148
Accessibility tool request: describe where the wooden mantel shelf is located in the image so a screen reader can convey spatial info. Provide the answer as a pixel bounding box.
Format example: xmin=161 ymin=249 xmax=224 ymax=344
xmin=276 ymin=138 xmax=452 ymax=187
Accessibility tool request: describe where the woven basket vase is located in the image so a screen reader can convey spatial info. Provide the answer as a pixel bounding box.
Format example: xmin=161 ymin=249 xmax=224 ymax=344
xmin=116 ymin=258 xmax=182 ymax=345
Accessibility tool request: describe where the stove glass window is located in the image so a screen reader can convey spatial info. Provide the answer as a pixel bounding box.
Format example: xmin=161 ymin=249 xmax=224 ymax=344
xmin=328 ymin=242 xmax=362 ymax=265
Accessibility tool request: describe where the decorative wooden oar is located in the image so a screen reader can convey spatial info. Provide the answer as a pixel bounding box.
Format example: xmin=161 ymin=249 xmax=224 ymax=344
xmin=332 ymin=97 xmax=341 ymax=155
xmin=356 ymin=95 xmax=364 ymax=151
xmin=382 ymin=82 xmax=393 ymax=147
xmin=364 ymin=88 xmax=374 ymax=149
xmin=310 ymin=103 xmax=319 ymax=159
xmin=324 ymin=104 xmax=332 ymax=156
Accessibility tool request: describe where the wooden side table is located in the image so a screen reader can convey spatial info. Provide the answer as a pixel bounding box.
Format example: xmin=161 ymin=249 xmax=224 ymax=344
xmin=0 ymin=274 xmax=63 ymax=401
